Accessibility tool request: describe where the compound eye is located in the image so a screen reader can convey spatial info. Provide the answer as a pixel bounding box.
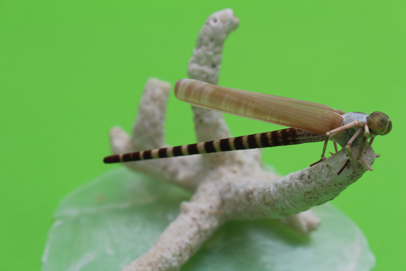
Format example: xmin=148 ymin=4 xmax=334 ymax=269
xmin=367 ymin=111 xmax=391 ymax=135
xmin=381 ymin=118 xmax=392 ymax=135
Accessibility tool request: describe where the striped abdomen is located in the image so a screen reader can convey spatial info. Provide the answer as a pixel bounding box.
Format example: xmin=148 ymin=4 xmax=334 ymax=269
xmin=103 ymin=128 xmax=326 ymax=164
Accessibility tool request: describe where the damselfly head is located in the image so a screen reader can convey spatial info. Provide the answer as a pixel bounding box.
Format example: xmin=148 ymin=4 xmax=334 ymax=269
xmin=367 ymin=111 xmax=392 ymax=136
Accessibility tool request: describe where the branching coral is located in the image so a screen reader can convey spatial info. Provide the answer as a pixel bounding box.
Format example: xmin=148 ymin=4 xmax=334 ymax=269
xmin=108 ymin=9 xmax=375 ymax=271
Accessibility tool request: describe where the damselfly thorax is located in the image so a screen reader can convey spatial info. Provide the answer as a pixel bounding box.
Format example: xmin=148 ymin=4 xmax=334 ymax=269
xmin=104 ymin=79 xmax=392 ymax=175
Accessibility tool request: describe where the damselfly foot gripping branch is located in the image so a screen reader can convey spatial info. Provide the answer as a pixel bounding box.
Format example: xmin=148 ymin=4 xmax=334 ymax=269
xmin=104 ymin=79 xmax=392 ymax=175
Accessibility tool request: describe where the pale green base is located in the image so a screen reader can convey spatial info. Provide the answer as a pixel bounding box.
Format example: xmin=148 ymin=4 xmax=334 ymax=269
xmin=42 ymin=167 xmax=375 ymax=271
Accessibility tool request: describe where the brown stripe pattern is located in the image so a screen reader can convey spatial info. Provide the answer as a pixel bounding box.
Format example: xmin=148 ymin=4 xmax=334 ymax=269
xmin=103 ymin=128 xmax=326 ymax=164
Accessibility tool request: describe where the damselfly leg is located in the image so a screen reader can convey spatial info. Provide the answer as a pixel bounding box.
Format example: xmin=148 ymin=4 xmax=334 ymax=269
xmin=311 ymin=120 xmax=373 ymax=175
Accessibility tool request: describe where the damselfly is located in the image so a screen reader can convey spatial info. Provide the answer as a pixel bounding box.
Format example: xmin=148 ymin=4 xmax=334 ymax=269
xmin=104 ymin=79 xmax=392 ymax=174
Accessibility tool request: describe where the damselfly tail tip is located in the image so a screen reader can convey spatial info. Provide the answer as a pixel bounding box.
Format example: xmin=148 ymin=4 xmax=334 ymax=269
xmin=103 ymin=155 xmax=120 ymax=164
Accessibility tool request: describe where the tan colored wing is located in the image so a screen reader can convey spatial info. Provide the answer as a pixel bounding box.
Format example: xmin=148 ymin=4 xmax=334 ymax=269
xmin=174 ymin=79 xmax=345 ymax=134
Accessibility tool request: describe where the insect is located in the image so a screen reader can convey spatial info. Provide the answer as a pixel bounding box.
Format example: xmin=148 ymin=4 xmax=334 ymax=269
xmin=104 ymin=79 xmax=392 ymax=174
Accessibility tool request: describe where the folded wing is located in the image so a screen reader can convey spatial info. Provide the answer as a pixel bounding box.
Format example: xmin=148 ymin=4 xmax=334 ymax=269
xmin=175 ymin=79 xmax=344 ymax=135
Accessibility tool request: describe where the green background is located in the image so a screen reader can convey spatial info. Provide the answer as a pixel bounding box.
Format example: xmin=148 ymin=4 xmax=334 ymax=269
xmin=1 ymin=0 xmax=405 ymax=270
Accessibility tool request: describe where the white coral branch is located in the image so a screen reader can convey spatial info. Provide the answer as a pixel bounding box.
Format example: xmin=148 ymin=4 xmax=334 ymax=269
xmin=110 ymin=79 xmax=204 ymax=191
xmin=106 ymin=8 xmax=375 ymax=271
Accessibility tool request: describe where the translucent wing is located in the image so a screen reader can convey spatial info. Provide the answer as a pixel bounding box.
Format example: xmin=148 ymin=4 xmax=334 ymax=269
xmin=175 ymin=79 xmax=345 ymax=134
